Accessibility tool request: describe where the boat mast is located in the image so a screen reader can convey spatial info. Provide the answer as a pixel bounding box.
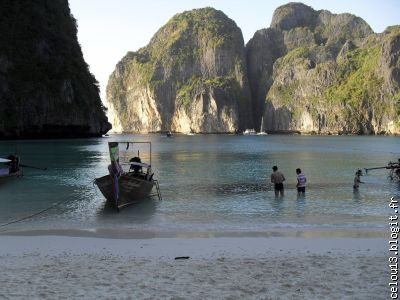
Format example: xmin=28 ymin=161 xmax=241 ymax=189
xmin=260 ymin=117 xmax=264 ymax=132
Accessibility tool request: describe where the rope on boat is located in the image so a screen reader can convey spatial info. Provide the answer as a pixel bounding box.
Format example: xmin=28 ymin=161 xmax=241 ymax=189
xmin=154 ymin=180 xmax=163 ymax=201
xmin=0 ymin=194 xmax=76 ymax=230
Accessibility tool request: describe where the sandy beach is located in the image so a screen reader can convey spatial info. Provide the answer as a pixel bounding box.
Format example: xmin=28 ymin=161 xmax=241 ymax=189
xmin=0 ymin=234 xmax=386 ymax=299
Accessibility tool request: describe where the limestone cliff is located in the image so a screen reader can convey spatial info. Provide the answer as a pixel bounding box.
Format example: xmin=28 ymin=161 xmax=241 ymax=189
xmin=247 ymin=2 xmax=399 ymax=134
xmin=108 ymin=3 xmax=399 ymax=135
xmin=107 ymin=8 xmax=252 ymax=133
xmin=0 ymin=0 xmax=111 ymax=138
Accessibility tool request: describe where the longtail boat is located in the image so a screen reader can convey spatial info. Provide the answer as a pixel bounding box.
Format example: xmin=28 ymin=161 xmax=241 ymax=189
xmin=365 ymin=159 xmax=400 ymax=181
xmin=94 ymin=142 xmax=162 ymax=210
xmin=0 ymin=155 xmax=21 ymax=183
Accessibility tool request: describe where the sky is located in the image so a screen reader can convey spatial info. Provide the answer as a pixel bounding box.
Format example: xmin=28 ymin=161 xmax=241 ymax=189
xmin=68 ymin=0 xmax=400 ymax=104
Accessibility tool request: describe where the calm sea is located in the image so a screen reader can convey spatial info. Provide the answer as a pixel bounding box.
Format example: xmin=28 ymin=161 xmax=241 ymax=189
xmin=0 ymin=134 xmax=399 ymax=236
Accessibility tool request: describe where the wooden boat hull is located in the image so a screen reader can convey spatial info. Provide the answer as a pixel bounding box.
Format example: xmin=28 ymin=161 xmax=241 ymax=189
xmin=0 ymin=171 xmax=21 ymax=184
xmin=95 ymin=173 xmax=155 ymax=209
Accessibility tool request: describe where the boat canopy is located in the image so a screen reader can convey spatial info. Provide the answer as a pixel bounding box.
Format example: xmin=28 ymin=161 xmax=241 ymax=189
xmin=0 ymin=158 xmax=11 ymax=163
xmin=108 ymin=141 xmax=152 ymax=166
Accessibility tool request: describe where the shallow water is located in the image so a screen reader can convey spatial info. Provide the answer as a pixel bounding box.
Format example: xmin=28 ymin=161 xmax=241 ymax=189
xmin=0 ymin=134 xmax=398 ymax=234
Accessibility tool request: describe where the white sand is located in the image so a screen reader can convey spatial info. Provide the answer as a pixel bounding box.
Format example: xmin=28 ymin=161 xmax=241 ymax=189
xmin=0 ymin=235 xmax=387 ymax=299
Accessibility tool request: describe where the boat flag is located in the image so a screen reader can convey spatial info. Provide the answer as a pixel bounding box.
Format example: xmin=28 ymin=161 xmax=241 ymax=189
xmin=108 ymin=142 xmax=120 ymax=204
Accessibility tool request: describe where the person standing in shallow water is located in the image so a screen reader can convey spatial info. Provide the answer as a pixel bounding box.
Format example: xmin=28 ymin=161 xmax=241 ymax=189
xmin=353 ymin=169 xmax=364 ymax=190
xmin=271 ymin=166 xmax=285 ymax=197
xmin=296 ymin=168 xmax=306 ymax=195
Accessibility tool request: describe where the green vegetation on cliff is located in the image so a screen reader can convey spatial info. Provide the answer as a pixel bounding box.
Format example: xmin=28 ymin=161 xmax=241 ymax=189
xmin=107 ymin=7 xmax=251 ymax=133
xmin=176 ymin=75 xmax=241 ymax=106
xmin=123 ymin=8 xmax=243 ymax=87
xmin=327 ymin=45 xmax=383 ymax=109
xmin=163 ymin=8 xmax=237 ymax=50
xmin=267 ymin=36 xmax=399 ymax=133
xmin=257 ymin=4 xmax=400 ymax=134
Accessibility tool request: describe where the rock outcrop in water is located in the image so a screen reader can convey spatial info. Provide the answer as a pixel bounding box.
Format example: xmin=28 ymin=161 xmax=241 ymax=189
xmin=0 ymin=0 xmax=111 ymax=138
xmin=108 ymin=3 xmax=399 ymax=135
xmin=107 ymin=8 xmax=252 ymax=133
xmin=247 ymin=2 xmax=400 ymax=134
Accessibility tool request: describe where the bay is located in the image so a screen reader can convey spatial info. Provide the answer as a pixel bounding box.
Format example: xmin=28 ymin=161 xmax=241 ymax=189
xmin=0 ymin=134 xmax=398 ymax=236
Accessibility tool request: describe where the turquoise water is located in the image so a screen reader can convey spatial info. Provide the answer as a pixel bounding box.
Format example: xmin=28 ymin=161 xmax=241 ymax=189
xmin=0 ymin=134 xmax=399 ymax=234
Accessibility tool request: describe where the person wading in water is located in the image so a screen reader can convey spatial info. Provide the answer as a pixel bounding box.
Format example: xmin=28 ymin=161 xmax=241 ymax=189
xmin=271 ymin=165 xmax=285 ymax=197
xmin=296 ymin=168 xmax=307 ymax=195
xmin=353 ymin=169 xmax=364 ymax=190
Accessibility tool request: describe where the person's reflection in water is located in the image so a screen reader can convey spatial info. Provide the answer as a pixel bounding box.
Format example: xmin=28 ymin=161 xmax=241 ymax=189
xmin=296 ymin=192 xmax=306 ymax=218
xmin=271 ymin=196 xmax=285 ymax=218
xmin=353 ymin=187 xmax=362 ymax=202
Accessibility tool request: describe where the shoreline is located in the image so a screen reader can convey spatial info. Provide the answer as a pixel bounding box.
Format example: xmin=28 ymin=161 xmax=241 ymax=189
xmin=0 ymin=235 xmax=386 ymax=257
xmin=0 ymin=227 xmax=386 ymax=239
xmin=114 ymin=131 xmax=399 ymax=136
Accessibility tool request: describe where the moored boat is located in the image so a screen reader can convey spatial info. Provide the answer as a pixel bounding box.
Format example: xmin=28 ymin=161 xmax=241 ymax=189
xmin=94 ymin=142 xmax=161 ymax=210
xmin=242 ymin=129 xmax=257 ymax=135
xmin=0 ymin=155 xmax=21 ymax=183
xmin=257 ymin=117 xmax=268 ymax=135
xmin=365 ymin=159 xmax=400 ymax=181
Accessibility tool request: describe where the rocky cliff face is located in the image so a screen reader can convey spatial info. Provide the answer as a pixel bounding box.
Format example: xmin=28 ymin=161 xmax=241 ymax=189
xmin=108 ymin=3 xmax=399 ymax=135
xmin=247 ymin=2 xmax=399 ymax=134
xmin=107 ymin=8 xmax=252 ymax=133
xmin=0 ymin=0 xmax=111 ymax=138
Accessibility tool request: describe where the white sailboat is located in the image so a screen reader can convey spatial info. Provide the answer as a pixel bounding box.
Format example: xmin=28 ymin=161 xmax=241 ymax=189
xmin=257 ymin=116 xmax=268 ymax=135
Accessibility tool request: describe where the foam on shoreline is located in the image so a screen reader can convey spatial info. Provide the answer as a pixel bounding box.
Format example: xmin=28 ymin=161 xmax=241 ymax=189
xmin=0 ymin=226 xmax=386 ymax=239
xmin=0 ymin=235 xmax=385 ymax=257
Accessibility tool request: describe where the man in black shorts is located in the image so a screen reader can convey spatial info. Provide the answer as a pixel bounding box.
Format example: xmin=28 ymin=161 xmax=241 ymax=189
xmin=271 ymin=165 xmax=285 ymax=197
